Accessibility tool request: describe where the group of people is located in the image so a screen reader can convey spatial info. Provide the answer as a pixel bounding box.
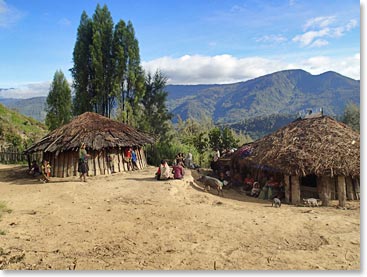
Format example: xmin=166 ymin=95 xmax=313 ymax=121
xmin=213 ymin=168 xmax=285 ymax=200
xmin=29 ymin=159 xmax=51 ymax=183
xmin=155 ymin=152 xmax=195 ymax=180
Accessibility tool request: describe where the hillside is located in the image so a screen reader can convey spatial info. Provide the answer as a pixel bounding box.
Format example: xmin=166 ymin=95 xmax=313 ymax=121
xmin=166 ymin=69 xmax=360 ymax=123
xmin=0 ymin=103 xmax=48 ymax=149
xmin=0 ymin=97 xmax=47 ymax=123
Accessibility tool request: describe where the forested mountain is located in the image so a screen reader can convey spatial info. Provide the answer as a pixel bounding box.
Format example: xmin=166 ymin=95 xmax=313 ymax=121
xmin=0 ymin=69 xmax=360 ymax=131
xmin=166 ymin=69 xmax=359 ymax=123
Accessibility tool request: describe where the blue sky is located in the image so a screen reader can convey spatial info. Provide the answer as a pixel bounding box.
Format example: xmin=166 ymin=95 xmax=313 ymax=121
xmin=0 ymin=0 xmax=361 ymax=97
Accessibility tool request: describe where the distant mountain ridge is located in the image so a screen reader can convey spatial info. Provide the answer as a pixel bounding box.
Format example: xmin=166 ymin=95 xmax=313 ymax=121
xmin=165 ymin=69 xmax=359 ymax=123
xmin=0 ymin=69 xmax=360 ymax=126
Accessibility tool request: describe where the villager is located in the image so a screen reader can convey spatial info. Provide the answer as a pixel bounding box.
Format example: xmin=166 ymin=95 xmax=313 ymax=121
xmin=131 ymin=148 xmax=139 ymax=170
xmin=175 ymin=153 xmax=185 ymax=166
xmin=172 ymin=162 xmax=185 ymax=179
xmin=231 ymin=172 xmax=243 ymax=187
xmin=156 ymin=160 xmax=171 ymax=180
xmin=124 ymin=147 xmax=132 ymax=171
xmin=258 ymin=176 xmax=279 ymax=200
xmin=243 ymin=173 xmax=254 ymax=191
xmin=249 ymin=181 xmax=261 ymax=197
xmin=107 ymin=153 xmax=115 ymax=173
xmin=41 ymin=160 xmax=50 ymax=183
xmin=210 ymin=148 xmax=221 ymax=173
xmin=78 ymin=143 xmax=90 ymax=182
xmin=185 ymin=152 xmax=193 ymax=168
xmin=29 ymin=160 xmax=41 ymax=177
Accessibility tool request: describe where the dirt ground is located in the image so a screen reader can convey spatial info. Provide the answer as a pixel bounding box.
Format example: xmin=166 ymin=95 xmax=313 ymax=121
xmin=0 ymin=164 xmax=360 ymax=270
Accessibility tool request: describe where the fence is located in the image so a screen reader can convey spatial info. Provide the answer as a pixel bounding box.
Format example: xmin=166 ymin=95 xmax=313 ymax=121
xmin=0 ymin=146 xmax=42 ymax=165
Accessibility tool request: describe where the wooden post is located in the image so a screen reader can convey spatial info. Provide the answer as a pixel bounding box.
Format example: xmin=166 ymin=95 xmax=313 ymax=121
xmin=291 ymin=175 xmax=300 ymax=204
xmin=345 ymin=176 xmax=354 ymax=200
xmin=283 ymin=175 xmax=291 ymax=204
xmin=318 ymin=176 xmax=332 ymax=206
xmin=353 ymin=178 xmax=360 ymax=200
xmin=337 ymin=176 xmax=347 ymax=207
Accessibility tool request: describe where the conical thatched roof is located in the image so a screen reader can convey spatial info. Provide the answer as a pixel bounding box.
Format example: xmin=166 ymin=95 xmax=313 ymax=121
xmin=24 ymin=112 xmax=155 ymax=154
xmin=232 ymin=115 xmax=360 ymax=177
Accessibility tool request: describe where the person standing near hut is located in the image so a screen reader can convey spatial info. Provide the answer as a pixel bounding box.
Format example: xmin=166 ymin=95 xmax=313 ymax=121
xmin=124 ymin=147 xmax=132 ymax=171
xmin=131 ymin=148 xmax=139 ymax=170
xmin=79 ymin=143 xmax=90 ymax=182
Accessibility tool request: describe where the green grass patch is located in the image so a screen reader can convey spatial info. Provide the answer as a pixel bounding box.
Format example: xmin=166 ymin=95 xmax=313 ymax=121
xmin=0 ymin=201 xmax=12 ymax=218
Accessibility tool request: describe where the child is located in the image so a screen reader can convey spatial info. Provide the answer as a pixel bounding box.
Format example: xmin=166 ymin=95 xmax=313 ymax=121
xmin=41 ymin=160 xmax=50 ymax=183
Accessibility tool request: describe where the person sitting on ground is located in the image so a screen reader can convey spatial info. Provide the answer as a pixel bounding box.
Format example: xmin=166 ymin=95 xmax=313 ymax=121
xmin=172 ymin=161 xmax=185 ymax=179
xmin=243 ymin=173 xmax=254 ymax=191
xmin=230 ymin=172 xmax=243 ymax=188
xmin=249 ymin=181 xmax=261 ymax=197
xmin=29 ymin=160 xmax=41 ymax=177
xmin=156 ymin=160 xmax=171 ymax=180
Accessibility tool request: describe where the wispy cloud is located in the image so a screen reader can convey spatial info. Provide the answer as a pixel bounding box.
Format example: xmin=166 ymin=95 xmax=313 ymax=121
xmin=293 ymin=17 xmax=358 ymax=47
xmin=142 ymin=53 xmax=360 ymax=85
xmin=0 ymin=0 xmax=23 ymax=28
xmin=303 ymin=16 xmax=336 ymax=31
xmin=0 ymin=82 xmax=50 ymax=98
xmin=256 ymin=34 xmax=287 ymax=44
xmin=58 ymin=17 xmax=71 ymax=26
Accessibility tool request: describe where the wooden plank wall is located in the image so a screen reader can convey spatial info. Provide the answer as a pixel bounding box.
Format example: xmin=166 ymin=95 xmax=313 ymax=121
xmin=46 ymin=146 xmax=149 ymax=177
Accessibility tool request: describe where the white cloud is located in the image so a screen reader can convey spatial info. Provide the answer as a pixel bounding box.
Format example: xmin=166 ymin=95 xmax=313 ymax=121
xmin=0 ymin=82 xmax=50 ymax=98
xmin=2 ymin=53 xmax=359 ymax=99
xmin=256 ymin=34 xmax=287 ymax=43
xmin=309 ymin=39 xmax=329 ymax=48
xmin=292 ymin=28 xmax=330 ymax=46
xmin=294 ymin=17 xmax=358 ymax=47
xmin=0 ymin=0 xmax=23 ymax=28
xmin=142 ymin=53 xmax=360 ymax=85
xmin=303 ymin=16 xmax=336 ymax=31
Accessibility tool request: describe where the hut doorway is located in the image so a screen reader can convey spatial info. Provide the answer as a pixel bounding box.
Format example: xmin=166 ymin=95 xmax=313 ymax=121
xmin=300 ymin=174 xmax=318 ymax=198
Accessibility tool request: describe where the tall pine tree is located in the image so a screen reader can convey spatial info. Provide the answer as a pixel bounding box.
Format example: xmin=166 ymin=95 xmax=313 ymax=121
xmin=90 ymin=4 xmax=114 ymax=117
xmin=71 ymin=11 xmax=93 ymax=115
xmin=45 ymin=70 xmax=72 ymax=131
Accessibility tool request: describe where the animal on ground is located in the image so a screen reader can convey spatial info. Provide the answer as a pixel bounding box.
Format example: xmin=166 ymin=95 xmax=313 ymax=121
xmin=197 ymin=175 xmax=224 ymax=196
xmin=272 ymin=197 xmax=281 ymax=208
xmin=303 ymin=198 xmax=322 ymax=207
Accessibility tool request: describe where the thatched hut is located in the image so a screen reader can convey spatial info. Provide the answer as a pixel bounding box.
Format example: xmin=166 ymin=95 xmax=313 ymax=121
xmin=230 ymin=115 xmax=360 ymax=207
xmin=24 ymin=112 xmax=155 ymax=177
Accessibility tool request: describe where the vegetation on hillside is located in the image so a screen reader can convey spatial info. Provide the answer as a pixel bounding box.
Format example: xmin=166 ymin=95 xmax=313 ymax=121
xmin=0 ymin=103 xmax=47 ymax=150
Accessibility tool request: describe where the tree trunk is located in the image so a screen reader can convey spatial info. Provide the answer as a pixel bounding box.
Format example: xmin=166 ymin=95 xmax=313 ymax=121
xmin=337 ymin=176 xmax=347 ymax=207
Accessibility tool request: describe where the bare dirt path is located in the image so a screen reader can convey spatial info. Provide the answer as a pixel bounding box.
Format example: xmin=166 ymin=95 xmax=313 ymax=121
xmin=0 ymin=164 xmax=360 ymax=270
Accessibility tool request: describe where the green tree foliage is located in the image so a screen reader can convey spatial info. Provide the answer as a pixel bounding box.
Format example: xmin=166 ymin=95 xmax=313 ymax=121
xmin=342 ymin=102 xmax=360 ymax=132
xmin=90 ymin=4 xmax=114 ymax=117
xmin=71 ymin=11 xmax=93 ymax=115
xmin=71 ymin=5 xmax=144 ymax=119
xmin=45 ymin=70 xmax=72 ymax=131
xmin=140 ymin=70 xmax=173 ymax=141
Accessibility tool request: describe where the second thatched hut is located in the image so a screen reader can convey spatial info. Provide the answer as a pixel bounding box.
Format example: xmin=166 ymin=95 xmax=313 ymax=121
xmin=24 ymin=112 xmax=155 ymax=177
xmin=230 ymin=115 xmax=360 ymax=207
